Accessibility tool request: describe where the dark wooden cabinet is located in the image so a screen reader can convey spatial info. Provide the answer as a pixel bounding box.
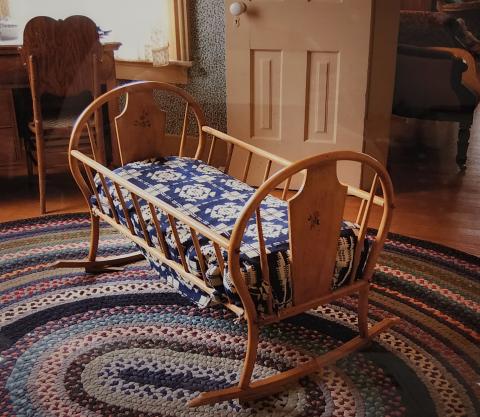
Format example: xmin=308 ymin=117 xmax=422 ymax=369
xmin=0 ymin=42 xmax=120 ymax=175
xmin=400 ymin=0 xmax=435 ymax=10
xmin=0 ymin=45 xmax=30 ymax=173
xmin=0 ymin=89 xmax=23 ymax=170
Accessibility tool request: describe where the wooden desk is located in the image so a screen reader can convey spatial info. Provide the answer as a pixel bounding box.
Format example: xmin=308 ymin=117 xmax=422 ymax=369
xmin=0 ymin=41 xmax=121 ymax=173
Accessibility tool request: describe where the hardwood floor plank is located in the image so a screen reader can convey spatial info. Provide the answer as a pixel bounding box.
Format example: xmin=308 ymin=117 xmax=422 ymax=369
xmin=1 ymin=113 xmax=478 ymax=257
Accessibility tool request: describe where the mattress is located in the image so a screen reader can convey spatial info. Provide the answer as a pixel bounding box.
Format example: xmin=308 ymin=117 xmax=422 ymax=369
xmin=93 ymin=157 xmax=369 ymax=314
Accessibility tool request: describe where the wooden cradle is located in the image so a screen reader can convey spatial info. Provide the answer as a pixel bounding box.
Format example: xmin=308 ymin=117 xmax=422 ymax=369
xmin=57 ymin=81 xmax=397 ymax=407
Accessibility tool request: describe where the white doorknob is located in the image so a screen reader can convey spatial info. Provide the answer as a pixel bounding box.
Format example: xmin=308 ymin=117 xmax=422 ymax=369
xmin=230 ymin=2 xmax=247 ymax=17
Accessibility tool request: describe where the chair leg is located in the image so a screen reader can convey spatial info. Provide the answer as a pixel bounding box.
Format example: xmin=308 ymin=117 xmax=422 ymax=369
xmin=24 ymin=141 xmax=34 ymax=179
xmin=88 ymin=214 xmax=100 ymax=261
xmin=456 ymin=122 xmax=471 ymax=171
xmin=35 ymin=132 xmax=47 ymax=214
xmin=239 ymin=319 xmax=260 ymax=388
xmin=26 ymin=155 xmax=34 ymax=179
xmin=358 ymin=285 xmax=369 ymax=338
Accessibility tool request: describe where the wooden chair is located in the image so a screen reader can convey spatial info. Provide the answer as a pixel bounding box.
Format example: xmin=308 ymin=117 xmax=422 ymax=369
xmin=20 ymin=15 xmax=105 ymax=214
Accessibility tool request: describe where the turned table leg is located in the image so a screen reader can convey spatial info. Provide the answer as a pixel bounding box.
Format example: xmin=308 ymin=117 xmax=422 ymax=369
xmin=456 ymin=121 xmax=471 ymax=170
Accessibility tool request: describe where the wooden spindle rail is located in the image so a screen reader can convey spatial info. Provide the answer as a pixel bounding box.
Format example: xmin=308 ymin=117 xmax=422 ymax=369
xmin=131 ymin=194 xmax=152 ymax=246
xmin=255 ymin=207 xmax=273 ymax=314
xmin=83 ymin=165 xmax=104 ymax=215
xmin=148 ymin=202 xmax=171 ymax=258
xmin=190 ymin=228 xmax=208 ymax=282
xmin=114 ymin=183 xmax=135 ymax=234
xmin=179 ymin=102 xmax=189 ymax=157
xmin=207 ymin=134 xmax=217 ymax=165
xmin=242 ymin=151 xmax=253 ymax=182
xmin=167 ymin=214 xmax=190 ymax=272
xmin=98 ymin=172 xmax=119 ymax=223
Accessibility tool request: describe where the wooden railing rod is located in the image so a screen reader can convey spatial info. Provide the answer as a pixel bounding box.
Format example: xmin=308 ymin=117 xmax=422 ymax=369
xmin=346 ymin=184 xmax=384 ymax=207
xmin=355 ymin=199 xmax=366 ymax=225
xmin=281 ymin=177 xmax=292 ymax=200
xmin=349 ymin=174 xmax=379 ymax=284
xmin=260 ymin=281 xmax=368 ymax=325
xmin=72 ymin=150 xmax=230 ymax=249
xmin=83 ymin=164 xmax=104 ymax=214
xmin=242 ymin=151 xmax=253 ymax=182
xmin=207 ymin=134 xmax=217 ymax=165
xmin=85 ymin=122 xmax=98 ymax=162
xmin=263 ymin=160 xmax=272 ymax=183
xmin=98 ymin=173 xmax=120 ymax=224
xmin=167 ymin=214 xmax=190 ymax=272
xmin=148 ymin=202 xmax=171 ymax=259
xmin=256 ymin=208 xmax=273 ymax=314
xmin=203 ymin=126 xmax=291 ymax=167
xmin=213 ymin=242 xmax=225 ymax=277
xmin=131 ymin=194 xmax=153 ymax=246
xmin=224 ymin=143 xmax=234 ymax=174
xmin=113 ymin=183 xmax=135 ymax=234
xmin=179 ymin=102 xmax=189 ymax=157
xmin=92 ymin=207 xmax=244 ymax=314
xmin=190 ymin=228 xmax=208 ymax=283
xmin=212 ymin=242 xmax=232 ymax=303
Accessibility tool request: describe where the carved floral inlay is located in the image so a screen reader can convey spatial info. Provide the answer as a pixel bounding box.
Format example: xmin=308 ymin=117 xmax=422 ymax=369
xmin=134 ymin=110 xmax=152 ymax=128
xmin=308 ymin=211 xmax=321 ymax=229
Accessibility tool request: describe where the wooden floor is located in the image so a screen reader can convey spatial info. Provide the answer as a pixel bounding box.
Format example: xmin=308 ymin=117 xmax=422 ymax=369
xmin=386 ymin=113 xmax=480 ymax=257
xmin=1 ymin=114 xmax=479 ymax=257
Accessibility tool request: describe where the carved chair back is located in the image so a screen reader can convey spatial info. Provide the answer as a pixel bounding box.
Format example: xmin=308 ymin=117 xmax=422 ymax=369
xmin=70 ymin=81 xmax=207 ymax=166
xmin=21 ymin=15 xmax=102 ymax=99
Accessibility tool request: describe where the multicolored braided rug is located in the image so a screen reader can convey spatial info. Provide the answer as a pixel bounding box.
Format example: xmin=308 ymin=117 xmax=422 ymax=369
xmin=0 ymin=214 xmax=479 ymax=417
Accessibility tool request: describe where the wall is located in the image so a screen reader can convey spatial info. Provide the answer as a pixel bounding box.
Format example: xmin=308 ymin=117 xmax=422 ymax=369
xmin=147 ymin=2 xmax=226 ymax=159
xmin=186 ymin=1 xmax=226 ymax=131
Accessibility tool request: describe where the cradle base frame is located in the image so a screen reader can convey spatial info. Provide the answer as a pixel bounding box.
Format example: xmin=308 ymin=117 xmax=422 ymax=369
xmin=189 ymin=316 xmax=399 ymax=407
xmin=62 ymin=81 xmax=397 ymax=408
xmin=53 ymin=252 xmax=144 ymax=273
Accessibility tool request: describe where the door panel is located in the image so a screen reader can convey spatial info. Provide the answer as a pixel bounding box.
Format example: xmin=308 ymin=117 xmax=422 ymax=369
xmin=226 ymin=0 xmax=373 ymax=186
xmin=251 ymin=50 xmax=282 ymax=140
xmin=305 ymin=51 xmax=339 ymax=143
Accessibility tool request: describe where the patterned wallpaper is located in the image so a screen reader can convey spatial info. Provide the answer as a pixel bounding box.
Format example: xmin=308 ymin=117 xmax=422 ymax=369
xmin=185 ymin=1 xmax=226 ymax=131
xmin=149 ymin=1 xmax=226 ymax=139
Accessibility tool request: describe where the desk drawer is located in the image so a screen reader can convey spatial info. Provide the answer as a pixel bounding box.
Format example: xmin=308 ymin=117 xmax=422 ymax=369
xmin=0 ymin=127 xmax=21 ymax=167
xmin=0 ymin=53 xmax=28 ymax=86
xmin=0 ymin=89 xmax=16 ymax=128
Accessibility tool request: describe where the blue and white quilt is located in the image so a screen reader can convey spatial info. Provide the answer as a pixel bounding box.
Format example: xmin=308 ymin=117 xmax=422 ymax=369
xmin=93 ymin=157 xmax=369 ymax=314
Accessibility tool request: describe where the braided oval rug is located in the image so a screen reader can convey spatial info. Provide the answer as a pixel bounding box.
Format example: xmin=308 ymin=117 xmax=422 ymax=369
xmin=0 ymin=214 xmax=478 ymax=417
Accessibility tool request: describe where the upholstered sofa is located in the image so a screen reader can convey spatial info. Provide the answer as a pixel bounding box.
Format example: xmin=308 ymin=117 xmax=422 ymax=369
xmin=393 ymin=11 xmax=480 ymax=169
xmin=437 ymin=0 xmax=480 ymax=40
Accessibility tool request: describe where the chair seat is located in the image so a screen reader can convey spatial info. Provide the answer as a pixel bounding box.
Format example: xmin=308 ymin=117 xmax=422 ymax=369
xmin=28 ymin=114 xmax=94 ymax=135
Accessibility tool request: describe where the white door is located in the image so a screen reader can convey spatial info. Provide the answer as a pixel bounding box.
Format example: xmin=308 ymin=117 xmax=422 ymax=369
xmin=225 ymin=0 xmax=397 ymax=187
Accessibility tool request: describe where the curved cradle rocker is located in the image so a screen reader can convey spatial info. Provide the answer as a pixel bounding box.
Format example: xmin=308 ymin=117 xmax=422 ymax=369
xmin=56 ymin=81 xmax=398 ymax=407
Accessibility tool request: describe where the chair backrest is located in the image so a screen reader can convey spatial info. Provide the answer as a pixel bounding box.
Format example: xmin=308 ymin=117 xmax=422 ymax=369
xmin=287 ymin=161 xmax=348 ymax=303
xmin=398 ymin=11 xmax=460 ymax=48
xmin=229 ymin=151 xmax=394 ymax=311
xmin=21 ymin=15 xmax=102 ymax=98
xmin=393 ymin=44 xmax=477 ymax=117
xmin=69 ymin=81 xmax=207 ymax=166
